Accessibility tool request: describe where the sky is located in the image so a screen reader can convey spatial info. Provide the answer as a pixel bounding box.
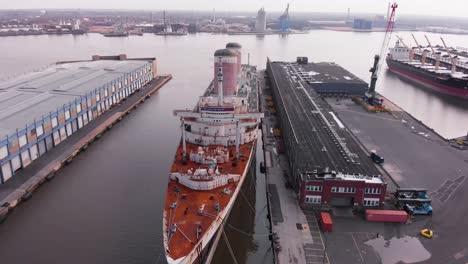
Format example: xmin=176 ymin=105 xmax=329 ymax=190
xmin=0 ymin=0 xmax=465 ymax=17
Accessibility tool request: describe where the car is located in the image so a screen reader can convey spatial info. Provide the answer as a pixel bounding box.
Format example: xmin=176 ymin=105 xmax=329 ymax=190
xmin=370 ymin=152 xmax=384 ymax=164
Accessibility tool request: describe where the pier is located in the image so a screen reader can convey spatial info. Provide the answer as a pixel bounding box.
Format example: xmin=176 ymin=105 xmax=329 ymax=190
xmin=0 ymin=75 xmax=172 ymax=221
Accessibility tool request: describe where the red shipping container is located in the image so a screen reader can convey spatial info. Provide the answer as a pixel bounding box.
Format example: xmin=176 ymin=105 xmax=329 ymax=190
xmin=365 ymin=210 xmax=408 ymax=223
xmin=319 ymin=212 xmax=333 ymax=232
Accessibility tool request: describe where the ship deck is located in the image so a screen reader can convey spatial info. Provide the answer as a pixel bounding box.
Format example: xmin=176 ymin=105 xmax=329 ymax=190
xmin=164 ymin=141 xmax=255 ymax=261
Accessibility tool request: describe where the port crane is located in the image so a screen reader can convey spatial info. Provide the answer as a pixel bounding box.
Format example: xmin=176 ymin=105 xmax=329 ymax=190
xmin=424 ymin=35 xmax=441 ymax=70
xmin=366 ymin=2 xmax=398 ymax=104
xmin=411 ymin=33 xmax=422 ymax=53
xmin=440 ymin=37 xmax=458 ymax=74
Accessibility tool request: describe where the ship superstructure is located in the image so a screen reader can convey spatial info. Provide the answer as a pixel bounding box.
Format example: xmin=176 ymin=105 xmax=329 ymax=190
xmin=386 ymin=38 xmax=468 ymax=99
xmin=163 ymin=43 xmax=263 ymax=264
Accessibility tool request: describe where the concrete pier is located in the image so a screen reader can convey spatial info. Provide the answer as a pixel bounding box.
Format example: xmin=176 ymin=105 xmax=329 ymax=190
xmin=0 ymin=75 xmax=172 ymax=220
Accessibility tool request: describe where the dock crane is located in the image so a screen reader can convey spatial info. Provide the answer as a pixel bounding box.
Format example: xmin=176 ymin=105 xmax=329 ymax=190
xmin=396 ymin=35 xmax=409 ymax=49
xmin=424 ymin=35 xmax=441 ymax=70
xmin=440 ymin=37 xmax=457 ymax=74
xmin=366 ymin=2 xmax=398 ymax=105
xmin=411 ymin=33 xmax=422 ymax=53
xmin=279 ymin=4 xmax=290 ymax=32
xmin=396 ymin=35 xmax=415 ymax=62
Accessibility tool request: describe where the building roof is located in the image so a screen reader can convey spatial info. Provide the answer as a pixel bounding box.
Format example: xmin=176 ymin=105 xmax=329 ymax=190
xmin=268 ymin=61 xmax=381 ymax=177
xmin=0 ymin=59 xmax=150 ymax=138
xmin=301 ymin=62 xmax=367 ymax=84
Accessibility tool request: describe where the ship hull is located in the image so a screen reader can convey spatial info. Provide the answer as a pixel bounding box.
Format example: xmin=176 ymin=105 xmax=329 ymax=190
xmin=386 ymin=58 xmax=468 ymax=99
xmin=164 ymin=141 xmax=257 ymax=264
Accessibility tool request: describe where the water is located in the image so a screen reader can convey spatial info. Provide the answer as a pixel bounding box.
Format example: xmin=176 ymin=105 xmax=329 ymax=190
xmin=0 ymin=32 xmax=466 ymax=264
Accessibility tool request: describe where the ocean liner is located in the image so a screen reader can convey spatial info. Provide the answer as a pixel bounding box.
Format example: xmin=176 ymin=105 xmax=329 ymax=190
xmin=163 ymin=43 xmax=263 ymax=264
xmin=386 ymin=39 xmax=468 ymax=99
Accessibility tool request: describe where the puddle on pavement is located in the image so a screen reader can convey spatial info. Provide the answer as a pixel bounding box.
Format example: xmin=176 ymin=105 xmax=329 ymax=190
xmin=365 ymin=235 xmax=431 ymax=264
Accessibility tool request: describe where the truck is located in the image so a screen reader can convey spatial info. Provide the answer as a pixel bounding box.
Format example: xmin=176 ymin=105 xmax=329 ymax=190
xmin=404 ymin=202 xmax=433 ymax=216
xmin=394 ymin=188 xmax=433 ymax=216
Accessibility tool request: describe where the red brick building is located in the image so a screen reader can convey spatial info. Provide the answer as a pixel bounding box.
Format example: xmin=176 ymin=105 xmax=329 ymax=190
xmin=300 ymin=171 xmax=387 ymax=209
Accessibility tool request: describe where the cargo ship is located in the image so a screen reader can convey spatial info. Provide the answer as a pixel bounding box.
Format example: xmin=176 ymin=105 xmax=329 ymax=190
xmin=386 ymin=39 xmax=468 ymax=99
xmin=163 ymin=43 xmax=263 ymax=264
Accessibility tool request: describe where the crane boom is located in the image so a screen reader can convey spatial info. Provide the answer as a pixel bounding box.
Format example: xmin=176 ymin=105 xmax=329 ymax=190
xmin=424 ymin=35 xmax=435 ymax=54
xmin=375 ymin=2 xmax=398 ymax=77
xmin=396 ymin=35 xmax=409 ymax=49
xmin=411 ymin=33 xmax=422 ymax=53
xmin=441 ymin=37 xmax=457 ymax=74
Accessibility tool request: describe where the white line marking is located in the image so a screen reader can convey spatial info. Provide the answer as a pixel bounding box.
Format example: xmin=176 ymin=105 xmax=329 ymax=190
xmin=351 ymin=234 xmax=365 ymax=263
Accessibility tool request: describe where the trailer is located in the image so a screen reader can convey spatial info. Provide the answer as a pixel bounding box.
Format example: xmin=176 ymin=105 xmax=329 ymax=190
xmin=365 ymin=209 xmax=408 ymax=223
xmin=319 ymin=212 xmax=333 ymax=232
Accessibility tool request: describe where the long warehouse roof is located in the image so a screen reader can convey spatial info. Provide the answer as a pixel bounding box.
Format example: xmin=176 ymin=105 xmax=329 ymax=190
xmin=0 ymin=59 xmax=150 ymax=138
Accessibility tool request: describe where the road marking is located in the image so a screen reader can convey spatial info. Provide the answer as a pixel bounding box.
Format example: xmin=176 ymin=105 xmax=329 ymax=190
xmin=351 ymin=233 xmax=365 ymax=263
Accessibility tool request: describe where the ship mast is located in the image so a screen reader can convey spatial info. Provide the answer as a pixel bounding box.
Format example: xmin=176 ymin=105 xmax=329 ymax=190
xmin=217 ymin=56 xmax=224 ymax=105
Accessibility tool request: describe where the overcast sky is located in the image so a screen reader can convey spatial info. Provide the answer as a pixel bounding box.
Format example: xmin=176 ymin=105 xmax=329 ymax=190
xmin=0 ymin=0 xmax=465 ymax=17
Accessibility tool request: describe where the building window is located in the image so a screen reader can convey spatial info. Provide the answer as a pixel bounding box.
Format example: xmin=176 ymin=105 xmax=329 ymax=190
xmin=76 ymin=103 xmax=82 ymax=113
xmin=305 ymin=195 xmax=322 ymax=204
xmin=306 ymin=185 xmax=323 ymax=192
xmin=104 ymin=89 xmax=108 ymax=97
xmin=0 ymin=145 xmax=7 ymax=160
xmin=112 ymin=85 xmax=116 ymax=93
xmin=36 ymin=125 xmax=44 ymax=137
xmin=65 ymin=110 xmax=71 ymax=120
xmin=363 ymin=198 xmax=380 ymax=206
xmin=365 ymin=188 xmax=381 ymax=194
xmin=52 ymin=117 xmax=58 ymax=128
xmin=331 ymin=187 xmax=356 ymax=193
xmin=96 ymin=94 xmax=101 ymax=102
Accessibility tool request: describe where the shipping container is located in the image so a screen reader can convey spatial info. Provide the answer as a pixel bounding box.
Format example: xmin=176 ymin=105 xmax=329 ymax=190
xmin=365 ymin=210 xmax=408 ymax=223
xmin=319 ymin=212 xmax=333 ymax=232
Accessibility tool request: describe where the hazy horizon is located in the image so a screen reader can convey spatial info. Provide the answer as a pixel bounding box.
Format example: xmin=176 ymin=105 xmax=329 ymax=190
xmin=0 ymin=0 xmax=466 ymax=18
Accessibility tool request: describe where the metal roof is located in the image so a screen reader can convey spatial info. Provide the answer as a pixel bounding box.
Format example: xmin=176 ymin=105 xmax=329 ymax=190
xmin=0 ymin=59 xmax=150 ymax=138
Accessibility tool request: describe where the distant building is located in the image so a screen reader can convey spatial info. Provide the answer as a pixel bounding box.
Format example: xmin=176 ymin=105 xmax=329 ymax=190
xmin=255 ymin=7 xmax=266 ymax=32
xmin=353 ymin=18 xmax=372 ymax=30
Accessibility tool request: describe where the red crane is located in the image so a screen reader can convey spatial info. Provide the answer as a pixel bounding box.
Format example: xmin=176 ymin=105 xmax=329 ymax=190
xmin=367 ymin=2 xmax=398 ymax=103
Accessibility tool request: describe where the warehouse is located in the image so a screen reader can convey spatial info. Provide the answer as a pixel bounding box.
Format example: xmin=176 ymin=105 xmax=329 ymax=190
xmin=266 ymin=59 xmax=386 ymax=209
xmin=0 ymin=55 xmax=157 ymax=184
xmin=296 ymin=58 xmax=368 ymax=97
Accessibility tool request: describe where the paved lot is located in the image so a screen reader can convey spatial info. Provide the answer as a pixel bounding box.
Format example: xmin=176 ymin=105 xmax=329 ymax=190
xmin=324 ymin=98 xmax=468 ymax=264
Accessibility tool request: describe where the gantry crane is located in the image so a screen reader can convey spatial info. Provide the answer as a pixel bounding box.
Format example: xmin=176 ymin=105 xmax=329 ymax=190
xmin=366 ymin=2 xmax=398 ymax=104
